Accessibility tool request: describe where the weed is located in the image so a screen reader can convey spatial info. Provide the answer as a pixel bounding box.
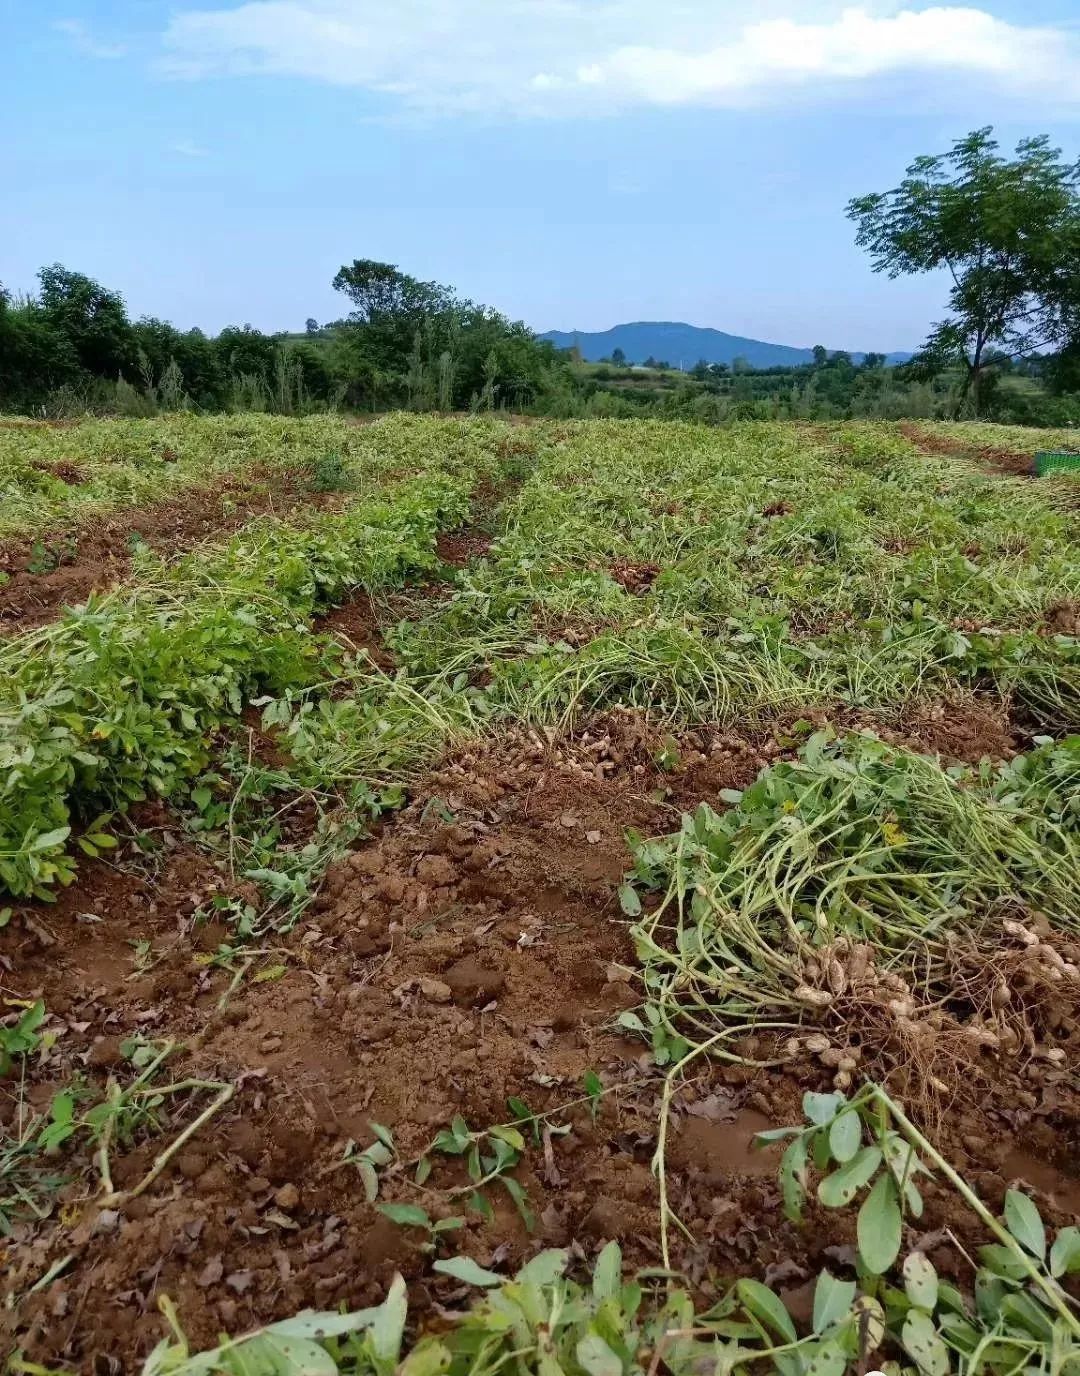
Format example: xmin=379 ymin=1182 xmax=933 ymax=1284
xmin=0 ymin=999 xmax=46 ymax=1076
xmin=341 ymin=1124 xmax=398 ymax=1202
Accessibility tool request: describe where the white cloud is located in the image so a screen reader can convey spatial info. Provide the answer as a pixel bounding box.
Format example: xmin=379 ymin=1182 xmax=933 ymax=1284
xmin=53 ymin=18 xmax=127 ymax=60
xmin=171 ymin=138 xmax=211 ymax=157
xmin=158 ymin=2 xmax=1080 ymax=115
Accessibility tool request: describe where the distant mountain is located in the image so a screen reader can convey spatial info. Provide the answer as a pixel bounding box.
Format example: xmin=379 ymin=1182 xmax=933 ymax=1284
xmin=538 ymin=321 xmax=911 ymax=369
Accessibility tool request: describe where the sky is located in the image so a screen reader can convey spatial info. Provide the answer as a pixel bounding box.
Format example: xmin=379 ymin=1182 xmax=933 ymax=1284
xmin=3 ymin=1 xmax=1080 ymax=353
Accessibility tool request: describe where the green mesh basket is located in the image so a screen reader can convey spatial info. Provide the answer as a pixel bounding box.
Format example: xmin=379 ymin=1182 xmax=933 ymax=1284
xmin=1034 ymin=450 xmax=1080 ymax=477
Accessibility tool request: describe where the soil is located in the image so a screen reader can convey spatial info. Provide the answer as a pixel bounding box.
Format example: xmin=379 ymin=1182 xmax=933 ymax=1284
xmin=0 ymin=469 xmax=343 ymax=633
xmin=3 ymin=692 xmax=1078 ymax=1370
xmin=898 ymin=423 xmax=1036 ymax=477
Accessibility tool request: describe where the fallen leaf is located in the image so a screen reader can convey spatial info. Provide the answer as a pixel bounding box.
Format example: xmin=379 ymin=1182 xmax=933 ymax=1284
xmin=196 ymin=1256 xmax=224 ymax=1288
xmin=685 ymin=1091 xmax=738 ymax=1123
xmin=226 ymin=1270 xmax=254 ymax=1294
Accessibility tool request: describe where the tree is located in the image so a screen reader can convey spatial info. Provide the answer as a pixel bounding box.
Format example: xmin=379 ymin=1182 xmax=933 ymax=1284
xmin=36 ymin=264 xmax=135 ymax=379
xmin=848 ymin=128 xmax=1080 ymax=416
xmin=812 ymin=345 xmax=828 ymax=368
xmin=611 ymin=347 xmax=627 ymax=366
xmin=305 ymin=317 xmax=320 ymax=334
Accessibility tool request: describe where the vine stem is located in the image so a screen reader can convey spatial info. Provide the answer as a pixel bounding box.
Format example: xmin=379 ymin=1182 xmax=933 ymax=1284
xmin=99 ymin=1081 xmax=234 ymax=1208
xmin=870 ymin=1086 xmax=1080 ymax=1340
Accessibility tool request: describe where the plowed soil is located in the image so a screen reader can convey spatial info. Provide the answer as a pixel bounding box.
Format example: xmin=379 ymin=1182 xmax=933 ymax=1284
xmin=0 ymin=470 xmax=343 ymax=632
xmin=899 ymin=423 xmax=1035 ymax=476
xmin=3 ymin=681 xmax=1078 ymax=1371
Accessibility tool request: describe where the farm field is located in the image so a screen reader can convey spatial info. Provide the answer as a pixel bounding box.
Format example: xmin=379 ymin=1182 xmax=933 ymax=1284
xmin=1 ymin=413 xmax=1079 ymax=1374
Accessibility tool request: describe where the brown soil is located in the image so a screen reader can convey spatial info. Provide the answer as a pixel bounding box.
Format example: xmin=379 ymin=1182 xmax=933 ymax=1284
xmin=3 ymin=697 xmax=1077 ymax=1370
xmin=315 ymin=591 xmax=398 ymax=670
xmin=436 ymin=528 xmax=493 ymax=568
xmin=899 ymin=423 xmax=1036 ymax=477
xmin=0 ymin=470 xmax=341 ymax=633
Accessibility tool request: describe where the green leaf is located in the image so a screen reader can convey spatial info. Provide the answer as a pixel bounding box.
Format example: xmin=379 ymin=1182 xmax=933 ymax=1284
xmin=490 ymin=1125 xmax=526 ymax=1153
xmin=752 ymin=1126 xmax=802 ymax=1145
xmin=977 ymin=1244 xmax=1028 ymax=1282
xmin=857 ymin=1174 xmax=902 ymax=1275
xmin=780 ymin=1134 xmax=809 ymax=1223
xmin=903 ymin=1253 xmax=939 ymax=1311
xmin=268 ymin=1308 xmax=391 ymax=1340
xmin=901 ymin=1309 xmax=950 ymax=1376
xmin=369 ymin=1274 xmax=408 ymax=1365
xmin=812 ymin=1272 xmax=856 ymax=1334
xmin=30 ymin=827 xmax=71 ymax=853
xmin=1050 ymin=1225 xmax=1080 ymax=1278
xmin=828 ymin=1110 xmax=862 ymax=1164
xmin=432 ymin=1216 xmax=465 ymax=1235
xmin=818 ymin=1146 xmax=882 ymax=1208
xmin=398 ymin=1340 xmax=452 ymax=1376
xmin=369 ymin=1122 xmax=396 ymax=1153
xmin=805 ymin=1340 xmax=848 ymax=1376
xmin=575 ymin=1332 xmax=622 ymax=1376
xmin=735 ymin=1280 xmax=797 ymax=1343
xmin=593 ymin=1241 xmax=622 ymax=1301
xmin=377 ymin=1203 xmax=431 ymax=1229
xmin=468 ymin=1191 xmax=494 ymax=1223
xmin=433 ymin=1256 xmax=504 ymax=1288
xmin=618 ymin=882 xmax=642 ymax=917
xmin=803 ymin=1091 xmax=846 ymax=1127
xmin=231 ymin=1332 xmax=338 ymax=1374
xmin=1003 ymin=1189 xmax=1046 ymax=1260
xmin=356 ymin=1159 xmax=379 ymax=1203
xmin=516 ymin=1250 xmax=569 ymax=1286
xmin=501 ymin=1176 xmax=536 ymax=1233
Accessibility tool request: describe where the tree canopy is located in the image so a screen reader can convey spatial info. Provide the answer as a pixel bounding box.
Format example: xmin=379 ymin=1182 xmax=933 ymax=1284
xmin=848 ymin=128 xmax=1080 ymax=414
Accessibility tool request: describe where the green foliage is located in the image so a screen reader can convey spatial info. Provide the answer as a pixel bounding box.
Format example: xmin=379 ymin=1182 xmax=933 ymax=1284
xmin=849 ymin=128 xmax=1080 ymax=415
xmin=0 ymin=465 xmax=472 ymax=898
xmin=0 ymin=999 xmax=46 ymax=1076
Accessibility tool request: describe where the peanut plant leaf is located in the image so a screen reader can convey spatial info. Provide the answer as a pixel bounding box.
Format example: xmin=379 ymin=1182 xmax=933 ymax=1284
xmin=1004 ymin=1189 xmax=1046 ymax=1260
xmin=828 ymin=1110 xmax=862 ymax=1164
xmin=1050 ymin=1225 xmax=1080 ymax=1278
xmin=735 ymin=1280 xmax=797 ymax=1343
xmin=901 ymin=1309 xmax=950 ymax=1376
xmin=812 ymin=1272 xmax=856 ymax=1334
xmin=903 ymin=1253 xmax=938 ymax=1311
xmin=433 ymin=1257 xmax=503 ymax=1288
xmin=857 ymin=1174 xmax=902 ymax=1275
xmin=377 ymin=1203 xmax=431 ymax=1229
xmin=818 ymin=1146 xmax=882 ymax=1208
xmin=575 ymin=1332 xmax=621 ymax=1376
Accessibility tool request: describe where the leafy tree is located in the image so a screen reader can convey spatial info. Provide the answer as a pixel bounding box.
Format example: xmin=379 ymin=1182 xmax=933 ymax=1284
xmin=611 ymin=347 xmax=627 ymax=366
xmin=36 ymin=264 xmax=135 ymax=379
xmin=812 ymin=345 xmax=828 ymax=368
xmin=848 ymin=128 xmax=1080 ymax=415
xmin=305 ymin=317 xmax=320 ymax=334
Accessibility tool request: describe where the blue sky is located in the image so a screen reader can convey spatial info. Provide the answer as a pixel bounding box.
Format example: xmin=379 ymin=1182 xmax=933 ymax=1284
xmin=3 ymin=1 xmax=1080 ymax=352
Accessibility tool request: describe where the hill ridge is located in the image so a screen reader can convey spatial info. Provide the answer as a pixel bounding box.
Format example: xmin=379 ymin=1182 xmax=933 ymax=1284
xmin=539 ymin=320 xmax=911 ymax=368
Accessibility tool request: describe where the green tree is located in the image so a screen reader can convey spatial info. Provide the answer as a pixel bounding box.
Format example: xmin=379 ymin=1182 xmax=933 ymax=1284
xmin=36 ymin=264 xmax=135 ymax=379
xmin=848 ymin=128 xmax=1080 ymax=415
xmin=611 ymin=347 xmax=627 ymax=366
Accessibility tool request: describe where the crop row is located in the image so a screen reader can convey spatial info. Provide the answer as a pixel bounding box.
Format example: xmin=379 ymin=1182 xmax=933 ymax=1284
xmin=0 ymin=468 xmax=476 ymax=898
xmin=382 ymin=420 xmax=1078 ymax=729
xmin=0 ymin=411 xmax=529 ymax=539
